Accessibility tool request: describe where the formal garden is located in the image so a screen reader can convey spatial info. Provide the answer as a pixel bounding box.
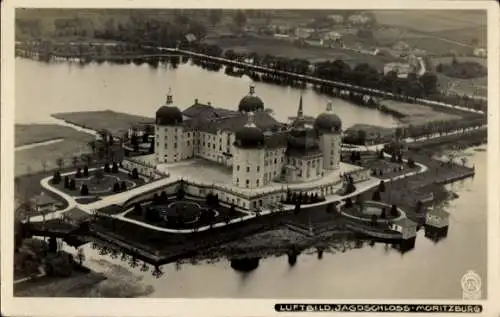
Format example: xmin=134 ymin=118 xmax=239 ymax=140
xmin=123 ymin=182 xmax=248 ymax=230
xmin=49 ymin=162 xmax=145 ymax=198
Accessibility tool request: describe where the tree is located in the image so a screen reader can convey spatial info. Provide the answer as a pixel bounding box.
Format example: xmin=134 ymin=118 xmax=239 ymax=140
xmin=56 ymin=157 xmax=64 ymax=170
xmin=407 ymin=157 xmax=416 ymax=168
xmin=52 ymin=171 xmax=62 ymax=184
xmin=76 ymin=168 xmax=82 ymax=178
xmin=133 ymin=203 xmax=142 ymax=215
xmin=76 ymin=248 xmax=85 ymax=265
xmin=415 ymin=200 xmax=424 ymax=213
xmin=80 ymin=184 xmax=89 ymax=196
xmin=69 ymin=178 xmax=76 ymax=190
xmin=176 ymin=185 xmax=185 ymax=200
xmin=390 ymin=204 xmax=399 ymax=217
xmin=378 ymin=180 xmax=385 ymax=193
xmin=419 ymin=72 xmax=438 ymax=96
xmin=208 ymin=9 xmax=222 ymax=26
xmin=344 ymin=197 xmax=353 ymax=208
xmin=94 ymin=168 xmax=104 ymax=184
xmin=229 ymin=204 xmax=236 ymax=216
xmin=72 ymin=156 xmax=79 ymax=169
xmin=131 ymin=168 xmax=139 ymax=179
xmin=104 ymin=163 xmax=110 ymax=173
xmin=83 ymin=165 xmax=89 ymax=177
xmin=233 ymin=10 xmax=247 ymax=28
xmin=370 ymin=214 xmax=378 ymax=227
xmin=64 ymin=176 xmax=70 ymax=189
xmin=112 ymin=162 xmax=119 ymax=173
xmin=160 ymin=191 xmax=168 ymax=203
xmin=120 ymin=181 xmax=127 ymax=191
xmin=372 ymin=190 xmax=381 ymax=201
xmin=113 ymin=182 xmax=120 ymax=193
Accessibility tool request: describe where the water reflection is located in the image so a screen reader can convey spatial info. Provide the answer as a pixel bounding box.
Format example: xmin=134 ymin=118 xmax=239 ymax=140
xmin=81 ymin=234 xmax=435 ymax=279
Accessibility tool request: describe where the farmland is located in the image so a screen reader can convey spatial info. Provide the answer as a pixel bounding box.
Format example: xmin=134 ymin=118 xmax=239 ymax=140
xmin=371 ymin=10 xmax=486 ymax=33
xmin=204 ymin=36 xmax=395 ymax=69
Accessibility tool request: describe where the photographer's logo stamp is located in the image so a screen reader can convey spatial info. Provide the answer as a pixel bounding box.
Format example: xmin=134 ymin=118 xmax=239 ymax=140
xmin=461 ymin=270 xmax=482 ymax=300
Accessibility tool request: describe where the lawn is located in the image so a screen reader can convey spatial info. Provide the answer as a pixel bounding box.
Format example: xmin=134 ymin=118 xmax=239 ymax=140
xmin=15 ymin=124 xmax=95 ymax=177
xmin=52 ymin=110 xmax=155 ymax=136
xmin=379 ymin=100 xmax=463 ymax=126
xmin=15 ymin=124 xmax=93 ymax=147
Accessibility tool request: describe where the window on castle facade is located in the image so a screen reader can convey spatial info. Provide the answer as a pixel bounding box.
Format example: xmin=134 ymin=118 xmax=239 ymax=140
xmin=237 ymin=165 xmax=240 ymax=171
xmin=246 ymin=167 xmax=250 ymax=173
xmin=257 ymin=166 xmax=260 ymax=172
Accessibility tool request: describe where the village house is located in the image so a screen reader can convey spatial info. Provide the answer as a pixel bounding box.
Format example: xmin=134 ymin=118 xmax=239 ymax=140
xmin=473 ymin=47 xmax=487 ymax=57
xmin=347 ymin=14 xmax=370 ymax=25
xmin=327 ymin=14 xmax=344 ymax=24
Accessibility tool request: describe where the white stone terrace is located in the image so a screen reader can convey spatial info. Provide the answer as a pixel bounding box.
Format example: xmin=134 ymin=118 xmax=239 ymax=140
xmin=157 ymin=158 xmax=364 ymax=196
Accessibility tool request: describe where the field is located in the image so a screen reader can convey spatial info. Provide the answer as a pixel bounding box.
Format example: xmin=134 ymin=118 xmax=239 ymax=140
xmin=15 ymin=140 xmax=93 ymax=177
xmin=204 ymin=36 xmax=395 ymax=69
xmin=429 ymin=56 xmax=487 ymax=97
xmin=15 ymin=124 xmax=95 ymax=177
xmin=371 ymin=10 xmax=486 ymax=33
xmin=379 ymin=100 xmax=462 ymax=126
xmin=371 ymin=10 xmax=486 ymax=55
xmin=52 ymin=110 xmax=155 ymax=135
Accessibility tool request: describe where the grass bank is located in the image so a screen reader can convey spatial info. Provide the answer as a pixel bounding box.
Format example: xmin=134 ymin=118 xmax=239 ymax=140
xmin=15 ymin=124 xmax=95 ymax=177
xmin=52 ymin=110 xmax=155 ymax=136
xmin=378 ymin=100 xmax=463 ymax=126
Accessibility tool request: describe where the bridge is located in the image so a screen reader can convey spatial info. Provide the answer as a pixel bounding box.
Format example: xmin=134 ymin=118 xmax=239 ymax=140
xmin=144 ymin=46 xmax=485 ymax=115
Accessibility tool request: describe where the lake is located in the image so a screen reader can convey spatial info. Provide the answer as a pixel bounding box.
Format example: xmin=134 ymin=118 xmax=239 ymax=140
xmin=16 ymin=58 xmax=487 ymax=299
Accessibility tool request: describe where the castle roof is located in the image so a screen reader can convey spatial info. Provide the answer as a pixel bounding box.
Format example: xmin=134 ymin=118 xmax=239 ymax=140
xmin=183 ymin=102 xmax=239 ymax=119
xmin=184 ymin=111 xmax=283 ymax=134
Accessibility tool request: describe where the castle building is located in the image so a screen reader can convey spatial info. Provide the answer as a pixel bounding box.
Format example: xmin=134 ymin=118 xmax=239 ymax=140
xmin=154 ymin=84 xmax=343 ymax=189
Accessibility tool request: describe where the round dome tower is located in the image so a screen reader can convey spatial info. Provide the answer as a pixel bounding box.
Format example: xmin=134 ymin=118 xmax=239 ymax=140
xmin=234 ymin=112 xmax=265 ymax=149
xmin=314 ymin=101 xmax=342 ymax=134
xmin=155 ymin=88 xmax=183 ymax=125
xmin=238 ymin=84 xmax=264 ymax=113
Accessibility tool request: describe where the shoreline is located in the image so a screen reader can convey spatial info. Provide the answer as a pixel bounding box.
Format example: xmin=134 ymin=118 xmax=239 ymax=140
xmin=15 ymin=43 xmax=486 ymax=115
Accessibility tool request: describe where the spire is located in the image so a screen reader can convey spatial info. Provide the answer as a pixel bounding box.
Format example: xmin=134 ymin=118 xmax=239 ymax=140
xmin=297 ymin=94 xmax=304 ymax=118
xmin=249 ymin=84 xmax=256 ymax=96
xmin=244 ymin=111 xmax=256 ymax=128
xmin=166 ymin=87 xmax=173 ymax=105
xmin=326 ymin=100 xmax=333 ymax=113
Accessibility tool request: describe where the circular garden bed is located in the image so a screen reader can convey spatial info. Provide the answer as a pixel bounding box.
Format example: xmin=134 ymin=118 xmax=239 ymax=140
xmin=340 ymin=200 xmax=405 ymax=224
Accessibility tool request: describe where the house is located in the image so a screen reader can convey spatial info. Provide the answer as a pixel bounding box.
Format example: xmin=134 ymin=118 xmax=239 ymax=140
xmin=392 ymin=41 xmax=410 ymax=52
xmin=390 ymin=218 xmax=418 ymax=240
xmin=61 ymin=207 xmax=91 ymax=227
xmin=30 ymin=193 xmax=60 ymax=214
xmin=323 ymin=31 xmax=342 ymax=41
xmin=185 ymin=33 xmax=198 ymax=44
xmin=347 ymin=14 xmax=370 ymax=25
xmin=295 ymin=27 xmax=315 ymax=39
xmin=473 ymin=47 xmax=487 ymax=57
xmin=425 ymin=207 xmax=450 ymax=229
xmin=327 ymin=14 xmax=344 ymax=24
xmin=383 ymin=62 xmax=413 ymax=78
